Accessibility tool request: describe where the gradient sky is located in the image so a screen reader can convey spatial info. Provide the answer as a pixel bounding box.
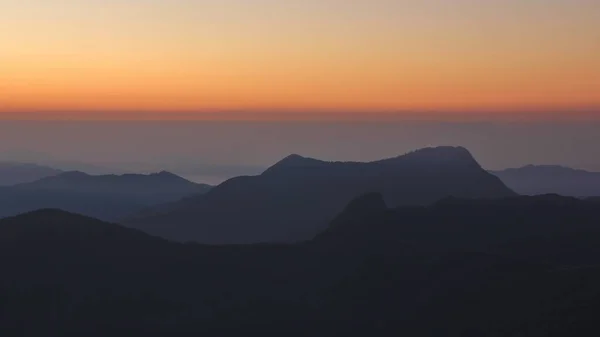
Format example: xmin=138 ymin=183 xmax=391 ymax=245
xmin=1 ymin=0 xmax=599 ymax=120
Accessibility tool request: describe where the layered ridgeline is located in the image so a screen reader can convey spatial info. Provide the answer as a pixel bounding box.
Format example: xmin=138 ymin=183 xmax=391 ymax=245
xmin=0 ymin=162 xmax=62 ymax=186
xmin=0 ymin=171 xmax=211 ymax=221
xmin=492 ymin=165 xmax=600 ymax=197
xmin=3 ymin=195 xmax=600 ymax=337
xmin=125 ymin=146 xmax=515 ymax=244
xmin=316 ymin=193 xmax=600 ymax=265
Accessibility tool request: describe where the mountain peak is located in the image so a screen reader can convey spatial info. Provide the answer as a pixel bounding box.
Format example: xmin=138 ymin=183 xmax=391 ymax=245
xmin=405 ymin=146 xmax=473 ymax=159
xmin=282 ymin=153 xmax=306 ymax=161
xmin=263 ymin=154 xmax=326 ymax=174
xmin=386 ymin=146 xmax=480 ymax=168
xmin=278 ymin=153 xmax=321 ymax=165
xmin=156 ymin=170 xmax=176 ymax=176
xmin=152 ymin=170 xmax=184 ymax=179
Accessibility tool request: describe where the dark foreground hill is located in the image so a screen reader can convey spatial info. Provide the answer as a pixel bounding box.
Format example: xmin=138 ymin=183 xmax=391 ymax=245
xmin=0 ymin=171 xmax=211 ymax=221
xmin=316 ymin=193 xmax=600 ymax=265
xmin=3 ymin=195 xmax=600 ymax=337
xmin=0 ymin=162 xmax=62 ymax=186
xmin=125 ymin=146 xmax=515 ymax=244
xmin=492 ymin=165 xmax=600 ymax=197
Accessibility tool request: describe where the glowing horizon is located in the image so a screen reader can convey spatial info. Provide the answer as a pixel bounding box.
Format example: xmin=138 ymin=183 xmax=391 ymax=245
xmin=1 ymin=0 xmax=599 ymax=120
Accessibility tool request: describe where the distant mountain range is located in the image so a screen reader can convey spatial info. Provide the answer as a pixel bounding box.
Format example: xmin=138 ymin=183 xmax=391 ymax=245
xmin=3 ymin=194 xmax=600 ymax=336
xmin=491 ymin=165 xmax=600 ymax=197
xmin=0 ymin=162 xmax=62 ymax=186
xmin=0 ymin=171 xmax=211 ymax=221
xmin=125 ymin=146 xmax=516 ymax=244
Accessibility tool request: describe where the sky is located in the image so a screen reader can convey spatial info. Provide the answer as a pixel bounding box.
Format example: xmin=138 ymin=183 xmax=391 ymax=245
xmin=1 ymin=0 xmax=599 ymax=120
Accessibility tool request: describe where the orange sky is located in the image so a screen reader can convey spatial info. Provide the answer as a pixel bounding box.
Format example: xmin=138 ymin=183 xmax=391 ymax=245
xmin=1 ymin=0 xmax=599 ymax=120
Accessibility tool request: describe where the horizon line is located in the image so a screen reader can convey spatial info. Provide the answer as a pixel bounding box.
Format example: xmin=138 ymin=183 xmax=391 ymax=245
xmin=1 ymin=108 xmax=600 ymax=122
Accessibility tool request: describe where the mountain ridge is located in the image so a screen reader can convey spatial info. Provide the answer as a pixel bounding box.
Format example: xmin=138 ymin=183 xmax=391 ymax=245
xmin=16 ymin=170 xmax=209 ymax=189
xmin=0 ymin=161 xmax=63 ymax=186
xmin=0 ymin=171 xmax=212 ymax=221
xmin=492 ymin=165 xmax=600 ymax=197
xmin=125 ymin=146 xmax=515 ymax=244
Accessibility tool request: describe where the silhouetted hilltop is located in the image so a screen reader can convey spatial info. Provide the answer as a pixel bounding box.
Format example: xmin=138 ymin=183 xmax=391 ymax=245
xmin=125 ymin=146 xmax=515 ymax=244
xmin=0 ymin=162 xmax=62 ymax=186
xmin=378 ymin=146 xmax=480 ymax=168
xmin=264 ymin=146 xmax=481 ymax=176
xmin=0 ymin=209 xmax=162 ymax=245
xmin=492 ymin=165 xmax=600 ymax=197
xmin=262 ymin=154 xmax=328 ymax=174
xmin=0 ymin=172 xmax=212 ymax=221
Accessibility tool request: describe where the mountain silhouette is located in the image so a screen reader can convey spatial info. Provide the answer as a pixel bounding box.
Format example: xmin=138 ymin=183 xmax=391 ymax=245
xmin=316 ymin=193 xmax=600 ymax=265
xmin=3 ymin=195 xmax=600 ymax=336
xmin=0 ymin=209 xmax=163 ymax=247
xmin=492 ymin=165 xmax=600 ymax=197
xmin=125 ymin=146 xmax=515 ymax=244
xmin=0 ymin=171 xmax=211 ymax=221
xmin=0 ymin=162 xmax=62 ymax=186
xmin=16 ymin=170 xmax=210 ymax=196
